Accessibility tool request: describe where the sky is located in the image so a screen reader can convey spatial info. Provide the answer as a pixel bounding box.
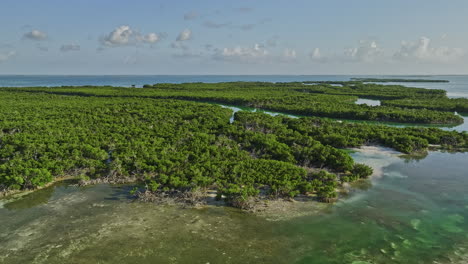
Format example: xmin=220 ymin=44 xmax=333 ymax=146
xmin=0 ymin=0 xmax=467 ymax=75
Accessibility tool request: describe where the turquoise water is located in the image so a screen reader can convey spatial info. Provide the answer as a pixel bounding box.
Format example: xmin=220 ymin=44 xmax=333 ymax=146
xmin=1 ymin=149 xmax=467 ymax=263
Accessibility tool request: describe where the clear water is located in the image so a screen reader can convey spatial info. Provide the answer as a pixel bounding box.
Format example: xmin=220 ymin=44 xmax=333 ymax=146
xmin=1 ymin=149 xmax=467 ymax=264
xmin=355 ymin=98 xmax=381 ymax=106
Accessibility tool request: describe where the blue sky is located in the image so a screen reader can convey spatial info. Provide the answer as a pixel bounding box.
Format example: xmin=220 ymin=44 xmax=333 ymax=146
xmin=0 ymin=0 xmax=467 ymax=75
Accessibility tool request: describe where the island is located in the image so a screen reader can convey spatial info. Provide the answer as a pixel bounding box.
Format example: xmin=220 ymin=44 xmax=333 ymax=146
xmin=0 ymin=82 xmax=467 ymax=211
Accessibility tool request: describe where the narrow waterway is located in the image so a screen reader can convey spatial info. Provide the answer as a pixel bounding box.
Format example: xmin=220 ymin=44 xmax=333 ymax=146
xmin=219 ymin=103 xmax=468 ymax=133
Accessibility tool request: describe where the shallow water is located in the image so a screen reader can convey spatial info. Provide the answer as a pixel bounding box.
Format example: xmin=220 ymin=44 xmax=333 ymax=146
xmin=355 ymin=98 xmax=381 ymax=106
xmin=1 ymin=149 xmax=467 ymax=264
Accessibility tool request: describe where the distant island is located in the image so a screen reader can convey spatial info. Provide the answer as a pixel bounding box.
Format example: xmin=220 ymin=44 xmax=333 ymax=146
xmin=351 ymin=78 xmax=449 ymax=83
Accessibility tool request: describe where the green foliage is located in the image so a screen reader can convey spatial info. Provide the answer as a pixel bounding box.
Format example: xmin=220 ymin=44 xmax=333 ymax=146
xmin=0 ymin=83 xmax=466 ymax=207
xmin=382 ymin=98 xmax=468 ymax=113
xmin=10 ymin=80 xmax=462 ymax=124
xmin=351 ymin=163 xmax=374 ymax=179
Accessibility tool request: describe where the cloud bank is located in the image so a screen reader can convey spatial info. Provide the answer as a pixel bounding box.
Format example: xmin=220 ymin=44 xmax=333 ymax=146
xmin=394 ymin=37 xmax=464 ymax=62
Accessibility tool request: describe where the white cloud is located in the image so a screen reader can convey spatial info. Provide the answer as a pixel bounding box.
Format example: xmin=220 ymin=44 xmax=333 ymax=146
xmin=344 ymin=40 xmax=383 ymax=62
xmin=100 ymin=25 xmax=161 ymax=47
xmin=0 ymin=51 xmax=16 ymax=63
xmin=176 ymin=29 xmax=192 ymax=41
xmin=60 ymin=44 xmax=80 ymax=52
xmin=307 ymin=41 xmax=382 ymax=64
xmin=101 ymin=25 xmax=134 ymax=46
xmin=139 ymin=33 xmax=160 ymax=44
xmin=23 ymin=30 xmax=47 ymax=41
xmin=214 ymin=44 xmax=268 ymax=62
xmin=394 ymin=37 xmax=464 ymax=62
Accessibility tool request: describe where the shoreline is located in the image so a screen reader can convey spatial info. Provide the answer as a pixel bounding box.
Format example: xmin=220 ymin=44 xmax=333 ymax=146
xmin=0 ymin=146 xmax=395 ymax=216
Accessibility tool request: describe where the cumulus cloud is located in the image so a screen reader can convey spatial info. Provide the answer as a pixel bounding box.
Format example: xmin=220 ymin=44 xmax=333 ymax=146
xmin=139 ymin=33 xmax=160 ymax=44
xmin=393 ymin=37 xmax=464 ymax=62
xmin=0 ymin=51 xmax=16 ymax=63
xmin=344 ymin=40 xmax=383 ymax=62
xmin=60 ymin=44 xmax=80 ymax=52
xmin=176 ymin=29 xmax=192 ymax=41
xmin=23 ymin=30 xmax=47 ymax=41
xmin=101 ymin=25 xmax=133 ymax=46
xmin=184 ymin=11 xmax=199 ymax=20
xmin=100 ymin=25 xmax=161 ymax=47
xmin=213 ymin=44 xmax=268 ymax=62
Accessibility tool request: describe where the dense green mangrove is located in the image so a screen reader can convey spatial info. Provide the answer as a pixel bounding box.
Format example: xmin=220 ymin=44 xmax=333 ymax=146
xmin=0 ymin=86 xmax=466 ymax=209
xmin=8 ymin=81 xmax=465 ymax=124
xmin=382 ymin=97 xmax=468 ymax=113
